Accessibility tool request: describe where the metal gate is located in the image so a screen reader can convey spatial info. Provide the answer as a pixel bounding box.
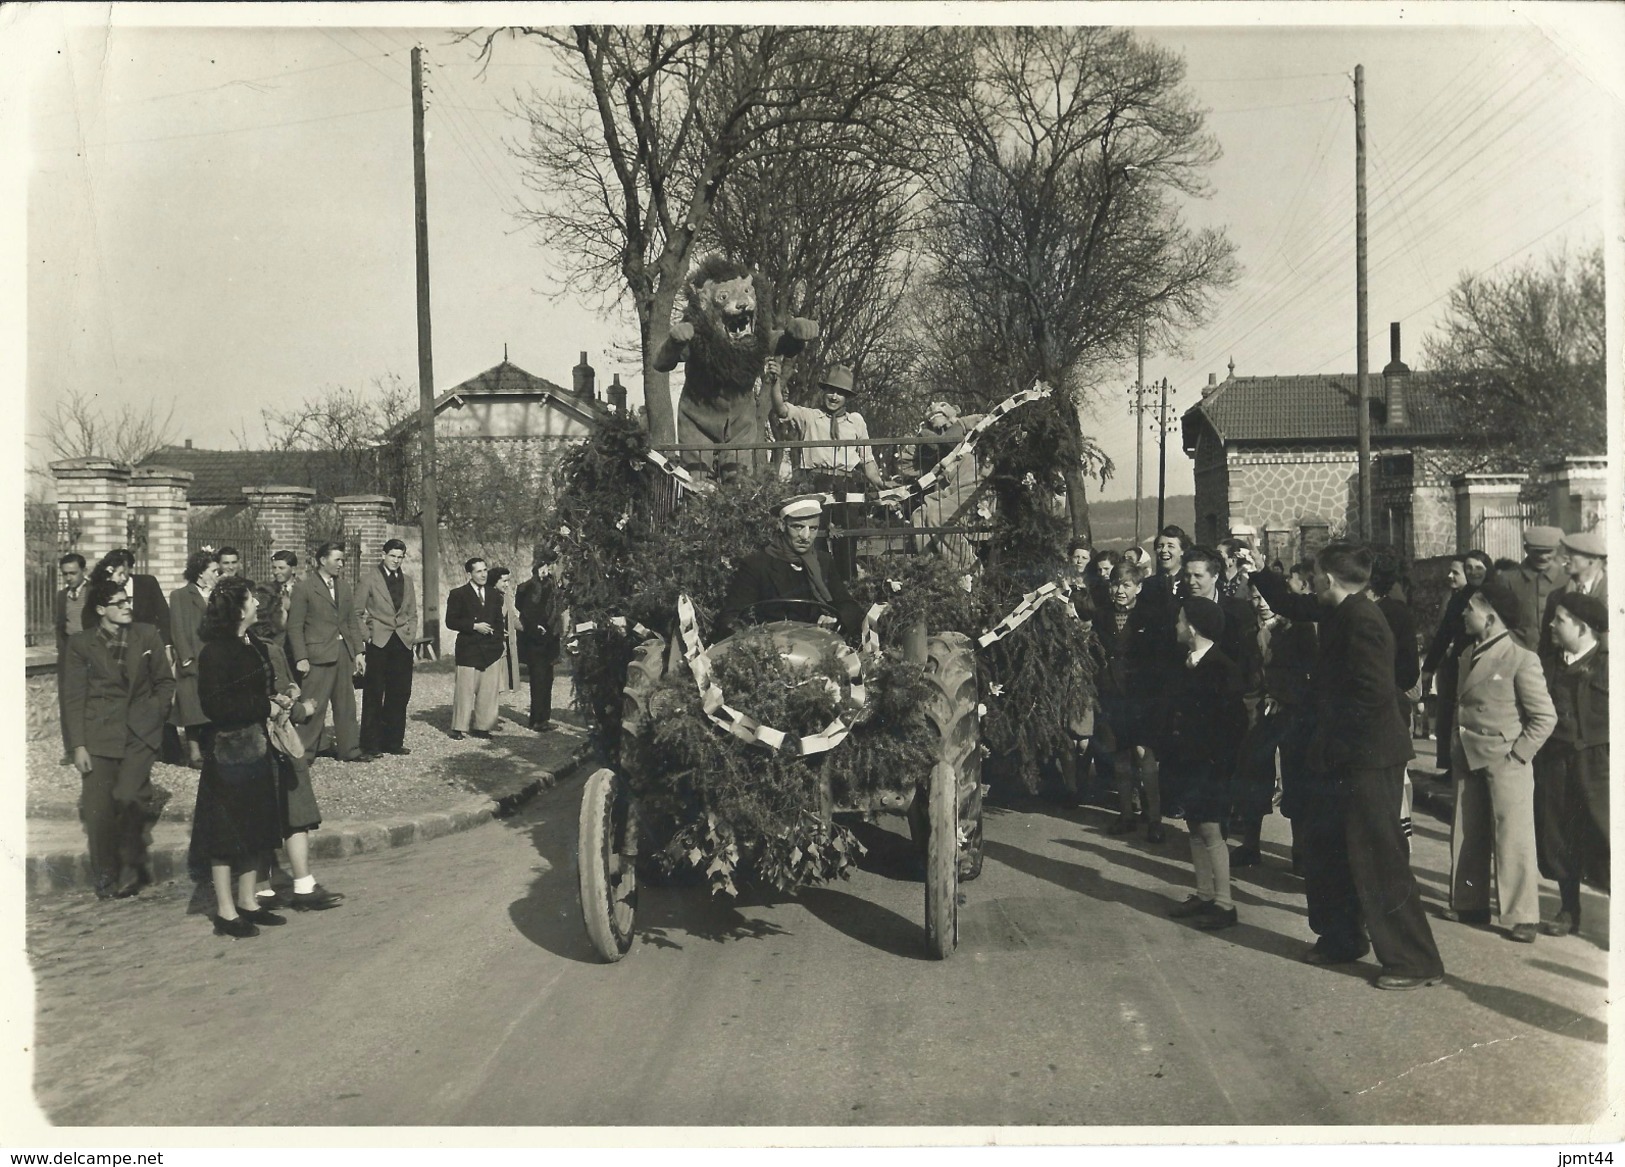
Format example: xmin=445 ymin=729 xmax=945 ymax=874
xmin=188 ymin=508 xmax=275 ymax=583
xmin=1467 ymin=501 xmax=1543 ymax=562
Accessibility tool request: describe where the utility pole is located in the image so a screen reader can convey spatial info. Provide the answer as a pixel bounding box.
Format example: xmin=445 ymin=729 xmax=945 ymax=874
xmin=1156 ymin=377 xmax=1170 ymax=533
xmin=1134 ymin=321 xmax=1146 ymax=548
xmin=1355 ymin=63 xmax=1372 ymax=541
xmin=412 ymin=46 xmax=441 ymax=643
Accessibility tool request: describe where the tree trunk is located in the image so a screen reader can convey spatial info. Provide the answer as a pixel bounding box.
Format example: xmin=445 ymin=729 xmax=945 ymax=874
xmin=642 ymin=283 xmax=681 ymax=445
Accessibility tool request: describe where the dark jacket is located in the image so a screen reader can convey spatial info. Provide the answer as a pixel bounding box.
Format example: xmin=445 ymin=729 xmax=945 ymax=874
xmin=1314 ymin=593 xmax=1416 ymax=772
xmin=1376 ymin=594 xmax=1421 ymax=697
xmin=1161 ymin=645 xmax=1248 ymax=775
xmin=1543 ymin=641 xmax=1607 ymax=751
xmin=1091 ymin=603 xmax=1161 ymax=701
xmin=1261 ymin=616 xmax=1317 ymax=706
xmin=515 ymin=575 xmax=565 ymax=656
xmin=716 ymin=548 xmax=862 ymax=639
xmin=446 ymin=581 xmax=507 ymax=670
xmin=83 ymin=575 xmax=169 ymax=644
xmin=198 ymin=636 xmax=274 ymax=728
xmin=1422 ymin=588 xmax=1473 ymax=676
xmin=61 ymin=622 xmax=175 ymax=757
xmin=55 ymin=585 xmax=86 ymax=658
xmin=168 ymin=584 xmax=210 ymax=727
xmin=1215 ymin=591 xmax=1262 ymax=696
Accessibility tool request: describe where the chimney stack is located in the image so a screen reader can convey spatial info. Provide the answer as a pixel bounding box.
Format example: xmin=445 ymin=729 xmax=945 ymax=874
xmin=184 ymin=438 xmax=193 ymax=449
xmin=1381 ymin=321 xmax=1409 ymax=427
xmin=572 ymin=351 xmax=596 ymax=399
xmin=1202 ymin=372 xmax=1218 ymax=398
xmin=607 ymin=373 xmax=627 ymax=416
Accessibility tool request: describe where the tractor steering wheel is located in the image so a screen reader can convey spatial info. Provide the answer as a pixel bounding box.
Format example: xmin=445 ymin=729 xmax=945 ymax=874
xmin=734 ymin=597 xmax=843 ymax=629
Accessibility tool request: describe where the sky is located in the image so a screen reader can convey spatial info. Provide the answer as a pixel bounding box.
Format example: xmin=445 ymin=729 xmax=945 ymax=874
xmin=11 ymin=3 xmax=1623 ymax=503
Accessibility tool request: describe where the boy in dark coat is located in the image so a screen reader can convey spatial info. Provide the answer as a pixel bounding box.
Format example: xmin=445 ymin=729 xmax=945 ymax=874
xmin=1092 ymin=559 xmax=1168 ymax=843
xmin=1535 ymin=590 xmax=1609 ymax=936
xmin=1162 ymin=597 xmax=1249 ymax=930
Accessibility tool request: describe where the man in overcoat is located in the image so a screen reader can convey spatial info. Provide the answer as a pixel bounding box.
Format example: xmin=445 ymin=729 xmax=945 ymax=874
xmin=515 ymin=549 xmax=565 ymax=732
xmin=1250 ymin=543 xmax=1445 ymax=988
xmin=356 ymin=538 xmax=417 ymax=756
xmin=1504 ymin=525 xmax=1567 ymax=653
xmin=53 ymin=552 xmax=87 ymax=764
xmin=446 ymin=557 xmax=507 ymax=739
xmin=288 ymin=541 xmax=368 ymax=762
xmin=62 ymin=578 xmax=175 ymax=898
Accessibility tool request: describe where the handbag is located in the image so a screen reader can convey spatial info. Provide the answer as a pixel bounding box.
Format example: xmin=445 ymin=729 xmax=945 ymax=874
xmin=266 ymin=710 xmax=304 ymax=759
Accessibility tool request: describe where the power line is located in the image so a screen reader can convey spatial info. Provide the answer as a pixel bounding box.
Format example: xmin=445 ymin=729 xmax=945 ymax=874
xmin=86 ymin=102 xmax=401 ymax=147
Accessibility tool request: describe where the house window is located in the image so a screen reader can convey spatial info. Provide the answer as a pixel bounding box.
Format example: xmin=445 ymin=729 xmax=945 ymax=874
xmin=1375 ymin=454 xmax=1414 ymax=482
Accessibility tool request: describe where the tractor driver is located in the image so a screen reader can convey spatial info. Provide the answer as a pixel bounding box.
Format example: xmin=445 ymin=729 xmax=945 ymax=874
xmin=715 ymin=494 xmax=864 ymax=640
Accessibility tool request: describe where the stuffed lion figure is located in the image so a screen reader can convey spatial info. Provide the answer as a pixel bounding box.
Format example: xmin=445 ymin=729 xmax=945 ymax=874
xmin=654 ymin=255 xmax=818 ymax=472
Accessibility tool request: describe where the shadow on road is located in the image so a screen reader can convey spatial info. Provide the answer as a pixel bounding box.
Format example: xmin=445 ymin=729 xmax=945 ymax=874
xmin=844 ymin=817 xmax=924 ymax=883
xmin=1527 ymin=958 xmax=1607 ymax=988
xmin=796 ymin=886 xmax=931 ymax=961
xmin=505 ymin=814 xmax=601 ymax=964
xmin=1442 ymin=974 xmax=1608 ymax=1043
xmin=983 ymin=837 xmax=1324 ymax=968
xmin=1054 ymin=835 xmax=1308 ymax=918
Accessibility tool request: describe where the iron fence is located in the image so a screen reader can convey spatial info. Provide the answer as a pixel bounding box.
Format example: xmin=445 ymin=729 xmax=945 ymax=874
xmin=25 ymin=509 xmax=76 ymax=649
xmin=188 ymin=509 xmax=275 ymax=584
xmin=650 ymin=435 xmax=995 ymax=580
xmin=1467 ymin=501 xmax=1544 ymax=562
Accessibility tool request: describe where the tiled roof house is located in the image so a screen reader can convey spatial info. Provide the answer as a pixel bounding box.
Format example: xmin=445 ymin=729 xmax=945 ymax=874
xmin=1179 ymin=323 xmax=1469 ymax=563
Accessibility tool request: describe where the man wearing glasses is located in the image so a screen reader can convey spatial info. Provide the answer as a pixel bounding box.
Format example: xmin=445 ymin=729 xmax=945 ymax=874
xmin=61 ymin=579 xmax=175 ymax=899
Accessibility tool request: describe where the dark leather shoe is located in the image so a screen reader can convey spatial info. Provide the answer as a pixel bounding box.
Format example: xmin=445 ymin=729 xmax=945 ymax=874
xmin=1106 ymin=816 xmax=1137 ymax=835
xmin=213 ymin=915 xmax=260 ymax=938
xmin=448 ymin=731 xmax=466 ymax=741
xmin=1508 ymin=923 xmax=1538 ymax=943
xmin=342 ymin=753 xmax=374 ymax=764
xmin=1230 ymin=845 xmax=1262 ymax=868
xmin=1168 ymin=895 xmax=1214 ymax=919
xmin=1144 ymin=825 xmax=1166 ymax=845
xmin=470 ymin=729 xmax=493 ymax=740
xmin=1303 ymin=944 xmax=1370 ymax=965
xmin=239 ymin=907 xmax=288 ymax=926
xmin=256 ymin=889 xmax=291 ymax=909
xmin=1541 ymin=910 xmax=1580 ymax=936
xmin=289 ymin=884 xmax=345 ymax=911
xmin=386 ymin=747 xmax=412 ymax=755
xmin=1375 ymin=973 xmax=1444 ymax=990
xmin=1441 ymin=907 xmax=1491 ymax=925
xmin=1194 ymin=904 xmax=1239 ymax=930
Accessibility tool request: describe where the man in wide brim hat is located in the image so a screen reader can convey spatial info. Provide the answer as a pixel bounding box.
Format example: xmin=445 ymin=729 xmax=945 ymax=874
xmin=769 ymin=362 xmax=883 ymax=581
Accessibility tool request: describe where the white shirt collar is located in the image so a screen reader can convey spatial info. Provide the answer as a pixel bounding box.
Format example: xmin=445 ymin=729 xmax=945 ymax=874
xmin=1186 ymin=640 xmax=1213 ymax=667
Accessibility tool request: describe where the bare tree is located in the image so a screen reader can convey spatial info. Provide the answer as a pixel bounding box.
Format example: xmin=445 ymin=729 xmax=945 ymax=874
xmin=474 ymin=24 xmax=964 ymax=444
xmin=919 ymin=28 xmax=1238 ymax=537
xmin=1422 ymin=245 xmax=1605 ymax=479
xmin=43 ymin=388 xmax=179 ymax=466
xmin=244 ymin=373 xmax=413 ymax=500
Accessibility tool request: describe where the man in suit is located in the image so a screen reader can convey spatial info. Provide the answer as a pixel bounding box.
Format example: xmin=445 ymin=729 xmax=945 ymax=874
xmin=1539 ymin=530 xmax=1607 ymax=660
xmin=1446 ymin=581 xmax=1557 ymax=943
xmin=515 ymin=549 xmax=565 ymax=732
xmin=1250 ymin=543 xmax=1445 ymax=988
xmin=446 ymin=557 xmax=507 ymax=740
xmin=715 ymin=494 xmax=864 ymax=640
xmin=1534 ymin=591 xmax=1608 ymax=937
xmin=288 ymin=541 xmax=369 ymax=762
xmin=62 ymin=578 xmax=176 ymax=898
xmin=53 ymin=553 xmax=87 ymax=764
xmin=1504 ymin=525 xmax=1567 ymax=653
xmin=356 ymin=538 xmax=417 ymax=756
xmin=104 ymin=548 xmax=171 ymax=646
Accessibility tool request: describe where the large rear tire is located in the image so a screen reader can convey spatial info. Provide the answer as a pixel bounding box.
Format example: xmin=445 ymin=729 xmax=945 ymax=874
xmin=922 ymin=631 xmax=984 ymax=882
xmin=620 ymin=636 xmax=667 ymax=775
xmin=924 ymin=761 xmax=958 ymax=959
xmin=578 ymin=767 xmax=638 ymax=962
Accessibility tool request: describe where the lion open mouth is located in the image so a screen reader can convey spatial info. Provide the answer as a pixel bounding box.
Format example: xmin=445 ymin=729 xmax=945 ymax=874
xmin=723 ymin=307 xmax=754 ymax=342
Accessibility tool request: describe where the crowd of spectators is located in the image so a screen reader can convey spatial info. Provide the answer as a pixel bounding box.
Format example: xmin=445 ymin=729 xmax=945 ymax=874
xmin=1058 ymin=521 xmax=1608 ymax=989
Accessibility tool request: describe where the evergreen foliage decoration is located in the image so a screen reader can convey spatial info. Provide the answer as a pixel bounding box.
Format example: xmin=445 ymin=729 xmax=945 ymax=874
xmin=976 ymin=598 xmax=1097 ymax=794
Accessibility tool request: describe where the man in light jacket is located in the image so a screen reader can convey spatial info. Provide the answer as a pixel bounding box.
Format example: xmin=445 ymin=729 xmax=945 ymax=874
xmin=288 ymin=541 xmax=369 ymax=763
xmin=1446 ymin=581 xmax=1557 ymax=943
xmin=356 ymin=539 xmax=418 ymax=757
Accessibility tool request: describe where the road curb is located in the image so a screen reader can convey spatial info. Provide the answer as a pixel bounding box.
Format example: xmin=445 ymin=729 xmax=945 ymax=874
xmin=25 ymin=744 xmax=596 ymax=897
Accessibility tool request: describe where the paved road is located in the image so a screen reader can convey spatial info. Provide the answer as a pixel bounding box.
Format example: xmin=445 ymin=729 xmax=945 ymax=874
xmin=22 ymin=772 xmax=1609 ymax=1129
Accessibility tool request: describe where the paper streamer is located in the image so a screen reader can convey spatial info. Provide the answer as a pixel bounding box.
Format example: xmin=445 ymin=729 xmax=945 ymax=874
xmin=975 ymin=580 xmax=1074 ymax=649
xmin=675 ymin=594 xmax=871 ymax=758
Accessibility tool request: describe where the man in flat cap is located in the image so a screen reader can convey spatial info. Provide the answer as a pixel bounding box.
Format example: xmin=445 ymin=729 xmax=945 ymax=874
xmin=1539 ymin=529 xmax=1607 ymax=662
xmin=771 ymin=363 xmax=883 ymax=580
xmin=1533 ymin=590 xmax=1609 ymax=937
xmin=715 ymin=494 xmax=863 ymax=640
xmin=1504 ymin=525 xmax=1567 ymax=653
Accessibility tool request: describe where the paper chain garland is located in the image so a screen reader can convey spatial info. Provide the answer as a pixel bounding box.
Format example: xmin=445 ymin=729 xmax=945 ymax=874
xmin=975 ymin=581 xmax=1076 ymax=649
xmin=643 ymin=380 xmax=1053 ymax=504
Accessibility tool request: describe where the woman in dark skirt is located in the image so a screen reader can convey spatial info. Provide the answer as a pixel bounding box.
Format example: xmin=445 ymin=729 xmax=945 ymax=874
xmin=248 ymin=583 xmax=344 ymax=912
xmin=189 ymin=576 xmax=286 ymax=938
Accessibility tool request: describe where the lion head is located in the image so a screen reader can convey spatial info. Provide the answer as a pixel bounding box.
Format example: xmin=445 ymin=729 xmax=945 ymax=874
xmin=682 ymin=255 xmax=768 ymax=396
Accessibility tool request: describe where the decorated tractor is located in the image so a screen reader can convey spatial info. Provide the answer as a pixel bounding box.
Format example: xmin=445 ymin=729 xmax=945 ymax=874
xmin=578 ymin=600 xmax=982 ymax=962
xmin=553 ymin=256 xmax=1099 ymax=964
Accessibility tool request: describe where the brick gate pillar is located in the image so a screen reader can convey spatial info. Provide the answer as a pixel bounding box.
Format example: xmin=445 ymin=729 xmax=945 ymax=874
xmin=243 ymin=486 xmax=316 ymax=564
xmin=334 ymin=495 xmax=395 ymax=567
xmin=1541 ymin=456 xmax=1607 ymax=534
xmin=128 ymin=466 xmax=194 ymax=592
xmin=50 ymin=458 xmax=130 ymax=563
